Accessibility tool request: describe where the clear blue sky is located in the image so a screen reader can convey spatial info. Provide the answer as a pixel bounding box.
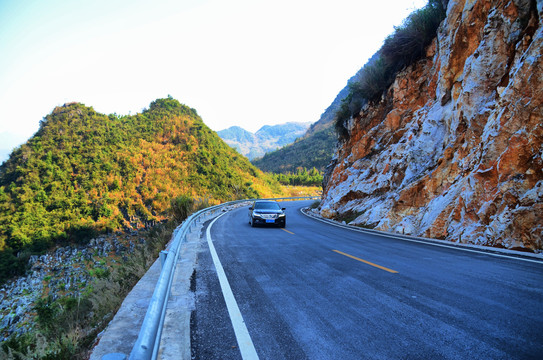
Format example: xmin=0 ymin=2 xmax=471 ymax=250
xmin=0 ymin=0 xmax=427 ymax=161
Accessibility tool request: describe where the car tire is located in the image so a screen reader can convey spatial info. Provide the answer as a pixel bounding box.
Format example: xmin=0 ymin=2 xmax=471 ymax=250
xmin=250 ymin=217 xmax=255 ymax=227
xmin=280 ymin=220 xmax=286 ymax=228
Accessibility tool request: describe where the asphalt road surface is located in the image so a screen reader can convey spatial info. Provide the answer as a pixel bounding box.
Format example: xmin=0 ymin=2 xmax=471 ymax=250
xmin=190 ymin=200 xmax=543 ymax=360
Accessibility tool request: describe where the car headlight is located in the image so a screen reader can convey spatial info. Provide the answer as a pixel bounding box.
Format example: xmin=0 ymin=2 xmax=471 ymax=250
xmin=278 ymin=213 xmax=286 ymax=217
xmin=252 ymin=212 xmax=263 ymax=218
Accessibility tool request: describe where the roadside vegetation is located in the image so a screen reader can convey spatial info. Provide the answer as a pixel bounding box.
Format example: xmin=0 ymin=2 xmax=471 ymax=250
xmin=281 ymin=185 xmax=322 ymax=198
xmin=270 ymin=167 xmax=323 ymax=187
xmin=309 ymin=200 xmax=321 ymax=209
xmin=0 ymin=195 xmax=207 ymax=359
xmin=335 ymin=0 xmax=448 ymax=138
xmin=267 ymin=167 xmax=323 ymax=197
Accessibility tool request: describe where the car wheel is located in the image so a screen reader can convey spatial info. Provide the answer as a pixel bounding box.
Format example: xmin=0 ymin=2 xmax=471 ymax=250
xmin=280 ymin=220 xmax=286 ymax=228
xmin=250 ymin=217 xmax=255 ymax=227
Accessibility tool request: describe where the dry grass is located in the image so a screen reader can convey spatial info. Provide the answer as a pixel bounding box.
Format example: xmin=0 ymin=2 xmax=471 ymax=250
xmin=281 ymin=185 xmax=322 ymax=197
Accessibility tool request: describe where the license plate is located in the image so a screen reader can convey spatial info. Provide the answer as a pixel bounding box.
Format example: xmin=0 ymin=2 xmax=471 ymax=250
xmin=265 ymin=219 xmax=275 ymax=223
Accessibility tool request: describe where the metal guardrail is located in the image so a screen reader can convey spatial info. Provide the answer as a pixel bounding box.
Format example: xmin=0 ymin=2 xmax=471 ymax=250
xmin=127 ymin=196 xmax=319 ymax=360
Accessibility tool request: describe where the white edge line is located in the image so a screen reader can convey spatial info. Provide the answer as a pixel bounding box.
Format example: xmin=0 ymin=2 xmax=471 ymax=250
xmin=301 ymin=208 xmax=543 ymax=265
xmin=206 ymin=212 xmax=260 ymax=360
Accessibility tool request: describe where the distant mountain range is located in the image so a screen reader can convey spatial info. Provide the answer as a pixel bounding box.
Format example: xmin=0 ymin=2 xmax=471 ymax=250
xmin=251 ymin=81 xmax=352 ymax=173
xmin=217 ymin=122 xmax=310 ymax=160
xmin=251 ymin=126 xmax=336 ymax=174
xmin=251 ymin=62 xmax=378 ymax=174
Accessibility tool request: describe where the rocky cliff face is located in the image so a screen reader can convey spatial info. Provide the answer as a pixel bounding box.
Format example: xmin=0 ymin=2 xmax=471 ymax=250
xmin=320 ymin=0 xmax=543 ymax=251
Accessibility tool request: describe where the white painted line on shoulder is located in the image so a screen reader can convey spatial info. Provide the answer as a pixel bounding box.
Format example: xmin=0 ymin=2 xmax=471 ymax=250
xmin=206 ymin=213 xmax=260 ymax=360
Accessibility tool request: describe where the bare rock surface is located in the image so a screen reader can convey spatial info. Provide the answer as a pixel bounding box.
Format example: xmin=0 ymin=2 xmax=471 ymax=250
xmin=0 ymin=234 xmax=137 ymax=340
xmin=321 ymin=0 xmax=543 ymax=251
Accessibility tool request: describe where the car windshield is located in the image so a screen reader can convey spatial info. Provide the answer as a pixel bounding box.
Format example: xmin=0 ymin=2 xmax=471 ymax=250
xmin=254 ymin=202 xmax=281 ymax=210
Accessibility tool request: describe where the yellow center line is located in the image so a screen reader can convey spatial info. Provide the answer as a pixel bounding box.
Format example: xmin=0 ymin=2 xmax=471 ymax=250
xmin=333 ymin=250 xmax=398 ymax=274
xmin=281 ymin=228 xmax=295 ymax=235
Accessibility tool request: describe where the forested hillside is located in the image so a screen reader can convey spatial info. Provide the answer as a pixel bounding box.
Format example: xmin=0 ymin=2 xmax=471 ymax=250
xmin=252 ymin=126 xmax=336 ymax=173
xmin=0 ymin=98 xmax=282 ymax=280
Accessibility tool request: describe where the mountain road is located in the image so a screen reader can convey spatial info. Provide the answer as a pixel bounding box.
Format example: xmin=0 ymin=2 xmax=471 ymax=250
xmin=190 ymin=200 xmax=543 ymax=360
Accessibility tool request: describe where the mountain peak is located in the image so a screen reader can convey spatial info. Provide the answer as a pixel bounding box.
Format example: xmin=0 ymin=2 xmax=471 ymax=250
xmin=218 ymin=122 xmax=310 ymax=160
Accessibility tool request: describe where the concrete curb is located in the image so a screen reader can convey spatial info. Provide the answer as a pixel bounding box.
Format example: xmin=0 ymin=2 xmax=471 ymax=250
xmin=300 ymin=207 xmax=543 ymax=263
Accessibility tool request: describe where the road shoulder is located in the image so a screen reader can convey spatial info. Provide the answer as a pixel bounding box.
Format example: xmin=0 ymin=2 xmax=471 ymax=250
xmin=300 ymin=207 xmax=543 ymax=263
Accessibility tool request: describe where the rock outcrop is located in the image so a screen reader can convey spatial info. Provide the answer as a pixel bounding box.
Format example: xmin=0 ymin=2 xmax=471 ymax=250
xmin=0 ymin=234 xmax=139 ymax=340
xmin=321 ymin=0 xmax=543 ymax=251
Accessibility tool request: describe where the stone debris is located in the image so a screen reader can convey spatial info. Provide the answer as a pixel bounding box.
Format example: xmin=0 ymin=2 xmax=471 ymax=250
xmin=0 ymin=234 xmax=140 ymax=341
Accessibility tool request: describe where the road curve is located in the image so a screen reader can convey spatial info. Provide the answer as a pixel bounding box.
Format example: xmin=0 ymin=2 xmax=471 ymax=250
xmin=190 ymin=200 xmax=543 ymax=360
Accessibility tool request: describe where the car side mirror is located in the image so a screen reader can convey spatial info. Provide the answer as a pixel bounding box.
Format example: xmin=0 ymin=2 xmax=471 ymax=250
xmin=249 ymin=207 xmax=254 ymax=210
xmin=282 ymin=208 xmax=286 ymax=210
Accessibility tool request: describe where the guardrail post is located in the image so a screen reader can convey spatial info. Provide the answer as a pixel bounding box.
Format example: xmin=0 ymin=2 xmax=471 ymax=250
xmin=159 ymin=250 xmax=168 ymax=269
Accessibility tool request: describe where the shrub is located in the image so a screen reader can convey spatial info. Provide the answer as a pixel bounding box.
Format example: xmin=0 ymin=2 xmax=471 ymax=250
xmin=169 ymin=195 xmax=194 ymax=224
xmin=193 ymin=197 xmax=212 ymax=212
xmin=381 ymin=0 xmax=447 ymax=71
xmin=335 ymin=0 xmax=448 ymax=138
xmin=0 ymin=249 xmax=29 ymax=284
xmin=334 ymin=100 xmax=352 ymax=138
xmin=269 ymin=167 xmax=323 ymax=187
xmin=336 ymin=210 xmax=364 ymax=224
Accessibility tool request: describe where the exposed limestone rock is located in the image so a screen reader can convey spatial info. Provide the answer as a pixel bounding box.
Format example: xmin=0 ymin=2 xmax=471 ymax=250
xmin=0 ymin=234 xmax=140 ymax=340
xmin=321 ymin=0 xmax=543 ymax=251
